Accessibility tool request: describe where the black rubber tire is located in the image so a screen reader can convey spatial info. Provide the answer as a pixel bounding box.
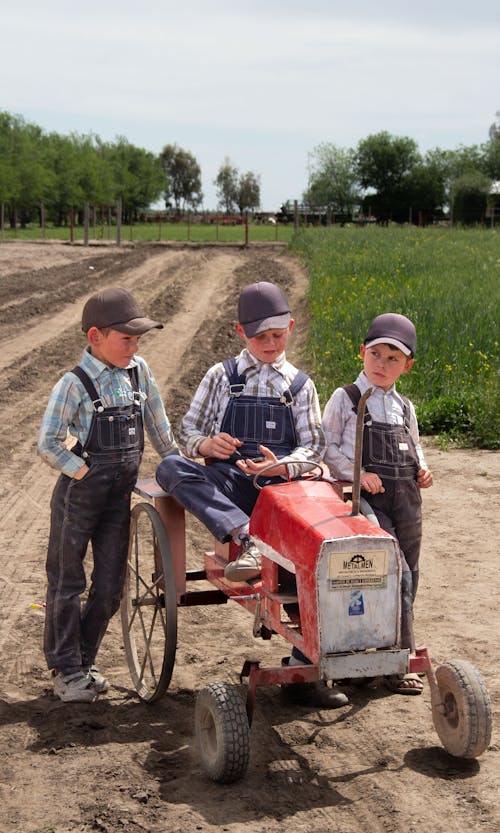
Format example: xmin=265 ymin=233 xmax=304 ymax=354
xmin=433 ymin=660 xmax=492 ymax=758
xmin=195 ymin=682 xmax=250 ymax=783
xmin=120 ymin=502 xmax=178 ymax=702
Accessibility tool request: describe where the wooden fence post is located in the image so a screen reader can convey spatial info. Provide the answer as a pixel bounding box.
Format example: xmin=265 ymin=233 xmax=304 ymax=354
xmin=83 ymin=203 xmax=90 ymax=246
xmin=116 ymin=197 xmax=122 ymax=247
xmin=294 ymin=200 xmax=299 ymax=232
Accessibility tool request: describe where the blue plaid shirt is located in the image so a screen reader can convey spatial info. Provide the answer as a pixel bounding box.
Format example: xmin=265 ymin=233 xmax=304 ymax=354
xmin=38 ymin=347 xmax=178 ymax=477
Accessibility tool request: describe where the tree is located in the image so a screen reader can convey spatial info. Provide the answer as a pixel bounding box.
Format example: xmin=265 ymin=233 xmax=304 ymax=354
xmin=356 ymin=131 xmax=420 ymax=221
xmin=481 ymin=138 xmax=500 ymax=180
xmin=303 ymin=143 xmax=359 ymax=215
xmin=160 ymin=143 xmax=203 ymax=212
xmin=451 ymin=172 xmax=491 ymax=225
xmin=214 ymin=158 xmax=239 ymax=212
xmin=237 ymin=171 xmax=260 ymax=213
xmin=488 ymin=110 xmax=500 ymax=141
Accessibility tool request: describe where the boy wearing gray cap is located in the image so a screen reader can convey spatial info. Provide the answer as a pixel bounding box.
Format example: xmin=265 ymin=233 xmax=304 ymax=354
xmin=322 ymin=313 xmax=433 ymax=695
xmin=38 ymin=287 xmax=178 ymax=702
xmin=156 ymin=280 xmax=350 ymax=707
xmin=156 ymin=281 xmax=326 ymax=583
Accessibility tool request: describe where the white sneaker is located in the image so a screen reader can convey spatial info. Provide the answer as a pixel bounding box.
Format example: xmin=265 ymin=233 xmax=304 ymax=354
xmin=53 ymin=671 xmax=97 ymax=703
xmin=224 ymin=538 xmax=261 ymax=581
xmin=83 ymin=666 xmax=109 ymax=693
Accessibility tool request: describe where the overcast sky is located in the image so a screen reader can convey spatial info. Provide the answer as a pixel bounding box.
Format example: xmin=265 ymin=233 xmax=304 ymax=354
xmin=2 ymin=0 xmax=499 ymax=210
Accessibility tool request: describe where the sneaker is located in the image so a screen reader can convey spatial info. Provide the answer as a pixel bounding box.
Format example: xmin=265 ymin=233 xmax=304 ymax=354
xmin=83 ymin=665 xmax=109 ymax=693
xmin=280 ymin=657 xmax=349 ymax=709
xmin=52 ymin=671 xmax=97 ymax=703
xmin=224 ymin=537 xmax=261 ymax=582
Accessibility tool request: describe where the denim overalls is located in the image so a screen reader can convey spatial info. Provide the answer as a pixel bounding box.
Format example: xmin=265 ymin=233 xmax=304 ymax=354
xmin=156 ymin=358 xmax=309 ymax=543
xmin=344 ymin=383 xmax=422 ymax=640
xmin=44 ymin=365 xmax=144 ymax=676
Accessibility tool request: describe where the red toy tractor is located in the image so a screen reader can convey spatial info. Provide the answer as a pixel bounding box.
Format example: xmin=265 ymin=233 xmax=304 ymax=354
xmin=120 ymin=395 xmax=492 ymax=782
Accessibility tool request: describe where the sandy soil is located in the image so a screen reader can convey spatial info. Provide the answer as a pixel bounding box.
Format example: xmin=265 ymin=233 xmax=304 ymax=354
xmin=0 ymin=241 xmax=498 ymax=833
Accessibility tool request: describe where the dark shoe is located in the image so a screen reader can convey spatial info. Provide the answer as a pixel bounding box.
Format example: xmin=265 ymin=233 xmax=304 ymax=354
xmin=280 ymin=657 xmax=348 ymax=708
xmin=224 ymin=537 xmax=261 ymax=581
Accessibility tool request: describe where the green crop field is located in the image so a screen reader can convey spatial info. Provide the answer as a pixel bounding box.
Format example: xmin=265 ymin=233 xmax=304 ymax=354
xmin=290 ymin=226 xmax=500 ymax=449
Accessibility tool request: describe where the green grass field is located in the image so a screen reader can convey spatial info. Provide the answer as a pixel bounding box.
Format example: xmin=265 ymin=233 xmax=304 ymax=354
xmin=290 ymin=226 xmax=499 ymax=448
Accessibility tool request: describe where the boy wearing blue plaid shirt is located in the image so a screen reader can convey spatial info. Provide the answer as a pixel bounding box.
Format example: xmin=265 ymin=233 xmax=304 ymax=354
xmin=38 ymin=287 xmax=178 ymax=702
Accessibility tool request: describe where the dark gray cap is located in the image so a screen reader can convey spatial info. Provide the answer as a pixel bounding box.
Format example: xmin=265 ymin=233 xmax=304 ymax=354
xmin=364 ymin=313 xmax=416 ymax=356
xmin=82 ymin=287 xmax=163 ymax=335
xmin=238 ymin=281 xmax=291 ymax=338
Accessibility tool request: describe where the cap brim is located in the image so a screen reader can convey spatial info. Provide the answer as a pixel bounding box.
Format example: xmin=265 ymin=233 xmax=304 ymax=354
xmin=113 ymin=318 xmax=164 ymax=335
xmin=364 ymin=337 xmax=412 ymax=356
xmin=242 ymin=312 xmax=291 ymax=338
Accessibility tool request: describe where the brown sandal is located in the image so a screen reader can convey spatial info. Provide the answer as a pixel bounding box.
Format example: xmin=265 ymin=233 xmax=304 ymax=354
xmin=385 ymin=673 xmax=424 ymax=695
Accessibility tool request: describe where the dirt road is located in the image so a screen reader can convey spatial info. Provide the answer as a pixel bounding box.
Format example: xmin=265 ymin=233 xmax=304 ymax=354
xmin=0 ymin=241 xmax=498 ymax=833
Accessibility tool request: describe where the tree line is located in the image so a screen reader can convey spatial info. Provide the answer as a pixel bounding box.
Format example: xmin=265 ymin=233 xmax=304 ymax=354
xmin=0 ymin=111 xmax=261 ymax=228
xmin=1 ymin=109 xmax=499 ymax=228
xmin=303 ymin=117 xmax=500 ymax=224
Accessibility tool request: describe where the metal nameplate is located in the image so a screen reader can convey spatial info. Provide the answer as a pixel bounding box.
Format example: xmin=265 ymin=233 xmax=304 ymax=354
xmin=328 ymin=548 xmax=389 ymax=590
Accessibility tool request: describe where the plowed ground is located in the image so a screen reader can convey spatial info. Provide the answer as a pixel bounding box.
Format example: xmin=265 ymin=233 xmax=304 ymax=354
xmin=0 ymin=241 xmax=498 ymax=833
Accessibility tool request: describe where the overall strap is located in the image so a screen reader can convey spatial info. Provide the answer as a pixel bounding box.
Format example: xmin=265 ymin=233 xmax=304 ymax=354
xmin=343 ymin=383 xmax=362 ymax=412
xmin=71 ymin=365 xmax=140 ymax=411
xmin=223 ymin=357 xmax=246 ymax=396
xmin=71 ymin=366 xmax=103 ymax=411
xmin=289 ymin=370 xmax=309 ymax=398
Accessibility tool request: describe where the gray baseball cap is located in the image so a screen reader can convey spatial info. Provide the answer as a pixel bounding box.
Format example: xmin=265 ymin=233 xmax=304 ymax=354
xmin=238 ymin=281 xmax=291 ymax=338
xmin=364 ymin=313 xmax=416 ymax=356
xmin=82 ymin=287 xmax=163 ymax=335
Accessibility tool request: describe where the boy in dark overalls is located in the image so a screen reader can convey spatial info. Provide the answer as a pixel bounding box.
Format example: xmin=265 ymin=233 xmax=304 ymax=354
xmin=322 ymin=313 xmax=433 ymax=695
xmin=38 ymin=287 xmax=178 ymax=702
xmin=156 ymin=280 xmax=347 ymax=708
xmin=156 ymin=281 xmax=325 ymax=579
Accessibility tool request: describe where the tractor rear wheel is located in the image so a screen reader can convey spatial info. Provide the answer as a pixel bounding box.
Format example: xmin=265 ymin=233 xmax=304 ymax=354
xmin=121 ymin=502 xmax=177 ymax=702
xmin=432 ymin=660 xmax=491 ymax=758
xmin=195 ymin=682 xmax=250 ymax=783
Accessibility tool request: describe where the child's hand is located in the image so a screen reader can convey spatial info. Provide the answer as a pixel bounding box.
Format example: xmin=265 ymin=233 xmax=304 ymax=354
xmin=360 ymin=472 xmax=385 ymax=494
xmin=199 ymin=433 xmax=243 ymax=460
xmin=236 ymin=445 xmax=285 ymax=477
xmin=418 ymin=468 xmax=433 ymax=489
xmin=73 ymin=464 xmax=90 ymax=480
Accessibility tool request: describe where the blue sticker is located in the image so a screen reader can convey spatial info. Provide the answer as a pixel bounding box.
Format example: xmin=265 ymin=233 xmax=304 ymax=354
xmin=348 ymin=590 xmax=364 ymax=616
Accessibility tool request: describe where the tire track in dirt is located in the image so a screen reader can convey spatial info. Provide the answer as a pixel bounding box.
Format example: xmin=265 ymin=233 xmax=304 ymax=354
xmin=0 ymin=243 xmax=498 ymax=833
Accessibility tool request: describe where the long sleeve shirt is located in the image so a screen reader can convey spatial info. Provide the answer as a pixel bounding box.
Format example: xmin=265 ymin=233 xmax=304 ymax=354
xmin=38 ymin=347 xmax=178 ymax=477
xmin=322 ymin=370 xmax=426 ymax=481
xmin=179 ymin=347 xmax=326 ymax=470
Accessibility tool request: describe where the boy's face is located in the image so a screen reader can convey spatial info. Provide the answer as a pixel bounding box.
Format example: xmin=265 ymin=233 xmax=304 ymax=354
xmin=235 ymin=320 xmax=294 ymax=364
xmin=87 ymin=327 xmax=140 ymax=368
xmin=360 ymin=342 xmax=413 ymax=391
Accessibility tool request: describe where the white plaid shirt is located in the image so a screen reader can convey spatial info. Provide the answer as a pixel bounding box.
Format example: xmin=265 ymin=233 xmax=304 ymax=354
xmin=322 ymin=371 xmax=426 ymax=481
xmin=179 ymin=348 xmax=326 ymax=469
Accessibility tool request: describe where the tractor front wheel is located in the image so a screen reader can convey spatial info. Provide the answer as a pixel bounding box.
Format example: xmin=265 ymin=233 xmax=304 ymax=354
xmin=195 ymin=682 xmax=250 ymax=783
xmin=432 ymin=660 xmax=491 ymax=758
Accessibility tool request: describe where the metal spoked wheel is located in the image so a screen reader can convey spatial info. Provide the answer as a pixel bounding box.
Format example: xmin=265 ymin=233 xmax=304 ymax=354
xmin=121 ymin=502 xmax=178 ymax=702
xmin=195 ymin=682 xmax=250 ymax=783
xmin=432 ymin=659 xmax=492 ymax=758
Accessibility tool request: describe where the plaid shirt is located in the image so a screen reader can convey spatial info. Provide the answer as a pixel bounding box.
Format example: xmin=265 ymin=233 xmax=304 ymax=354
xmin=38 ymin=347 xmax=178 ymax=477
xmin=179 ymin=348 xmax=326 ymax=470
xmin=322 ymin=370 xmax=426 ymax=481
